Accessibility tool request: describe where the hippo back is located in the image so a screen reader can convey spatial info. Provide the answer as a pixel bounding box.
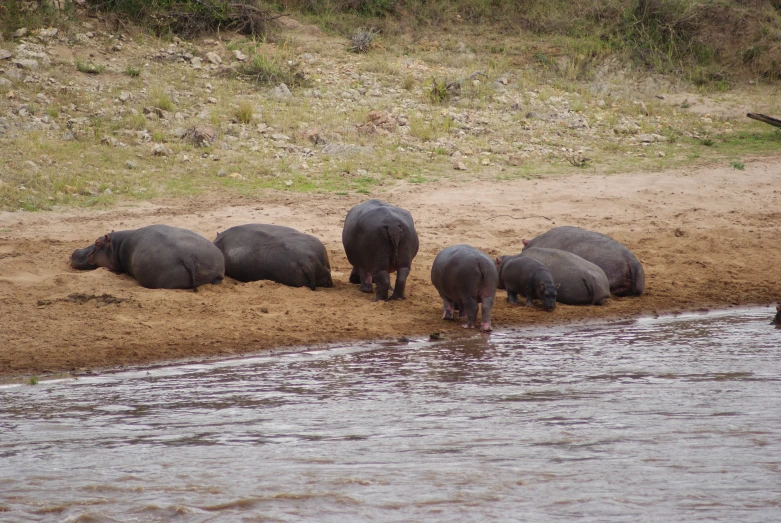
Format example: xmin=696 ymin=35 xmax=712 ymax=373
xmin=342 ymin=199 xmax=419 ymax=272
xmin=214 ymin=224 xmax=332 ymax=289
xmin=523 ymin=226 xmax=644 ymax=296
xmin=520 ymin=247 xmax=610 ymax=305
xmin=121 ymin=225 xmax=224 ymax=289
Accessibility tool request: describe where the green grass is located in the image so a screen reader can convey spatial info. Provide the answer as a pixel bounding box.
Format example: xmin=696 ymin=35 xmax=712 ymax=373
xmin=125 ymin=66 xmax=142 ymax=77
xmin=76 ymin=61 xmax=105 ymax=74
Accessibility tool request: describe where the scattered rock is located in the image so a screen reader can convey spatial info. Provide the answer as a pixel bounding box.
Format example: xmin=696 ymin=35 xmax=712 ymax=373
xmin=190 ymin=57 xmax=202 ymax=69
xmin=228 ymin=172 xmax=245 ymax=180
xmin=0 ymin=50 xmax=12 ymax=61
xmin=37 ymin=27 xmax=58 ymax=39
xmin=453 ymin=161 xmax=467 ymax=171
xmin=233 ymin=50 xmax=247 ymax=61
xmin=23 ymin=160 xmax=39 ymax=172
xmin=216 ymin=169 xmax=227 ymax=177
xmin=205 ymin=51 xmax=222 ymax=65
xmin=184 ymin=126 xmax=216 ymax=147
xmin=13 ymin=28 xmax=28 ymax=39
xmin=119 ymin=91 xmax=131 ymax=102
xmin=13 ymin=58 xmax=39 ymax=70
xmin=206 ymin=96 xmax=217 ymax=104
xmin=125 ymin=160 xmax=137 ymax=169
xmin=152 ymin=144 xmax=172 ymax=156
xmin=272 ymin=83 xmax=292 ymax=99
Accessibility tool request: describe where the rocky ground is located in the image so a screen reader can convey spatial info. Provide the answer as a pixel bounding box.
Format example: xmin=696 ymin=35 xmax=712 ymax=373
xmin=0 ymin=14 xmax=780 ymax=380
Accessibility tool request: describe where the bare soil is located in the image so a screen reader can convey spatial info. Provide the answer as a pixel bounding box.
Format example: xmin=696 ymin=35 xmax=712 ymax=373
xmin=2 ymin=157 xmax=780 ymax=379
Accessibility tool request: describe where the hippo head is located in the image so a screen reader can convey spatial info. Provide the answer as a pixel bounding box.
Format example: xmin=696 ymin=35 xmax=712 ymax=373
xmin=538 ymin=281 xmax=557 ymax=311
xmin=70 ymin=234 xmax=118 ymax=272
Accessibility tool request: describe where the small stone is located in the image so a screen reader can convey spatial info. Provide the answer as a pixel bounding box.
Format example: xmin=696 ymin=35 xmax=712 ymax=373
xmin=453 ymin=161 xmax=467 ymax=171
xmin=206 ymin=96 xmax=217 ymax=104
xmin=657 ymin=151 xmax=666 ymax=157
xmin=125 ymin=160 xmax=137 ymax=169
xmin=119 ymin=91 xmax=130 ymax=102
xmin=152 ymin=144 xmax=172 ymax=156
xmin=0 ymin=50 xmax=12 ymax=60
xmin=13 ymin=58 xmax=38 ymax=70
xmin=205 ymin=51 xmax=222 ymax=65
xmin=481 ymin=158 xmax=490 ymax=166
xmin=216 ymin=169 xmax=227 ymax=177
xmin=271 ymin=133 xmax=290 ymax=141
xmin=232 ymin=50 xmax=247 ymax=61
xmin=190 ymin=57 xmax=202 ymax=69
xmin=285 ymin=180 xmax=293 ymax=186
xmin=13 ymin=28 xmax=28 ymax=38
xmin=103 ymin=188 xmax=112 ymax=195
xmin=272 ymin=83 xmax=292 ymax=99
xmin=260 ymin=307 xmax=269 ymax=313
xmin=38 ymin=27 xmax=58 ymax=39
xmin=23 ymin=160 xmax=39 ymax=172
xmin=228 ymin=172 xmax=244 ymax=180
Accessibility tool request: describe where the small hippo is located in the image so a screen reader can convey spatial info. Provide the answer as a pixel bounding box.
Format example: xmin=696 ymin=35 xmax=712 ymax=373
xmin=773 ymin=303 xmax=781 ymax=326
xmin=431 ymin=244 xmax=498 ymax=331
xmin=522 ymin=226 xmax=645 ymax=296
xmin=214 ymin=224 xmax=333 ymax=290
xmin=71 ymin=224 xmax=224 ymax=290
xmin=342 ymin=199 xmax=419 ymax=301
xmin=520 ymin=247 xmax=610 ymax=306
xmin=496 ymin=255 xmax=557 ymax=311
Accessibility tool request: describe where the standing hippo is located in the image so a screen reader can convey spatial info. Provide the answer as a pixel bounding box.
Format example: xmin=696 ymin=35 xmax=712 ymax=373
xmin=342 ymin=199 xmax=419 ymax=301
xmin=495 ymin=255 xmax=557 ymax=311
xmin=431 ymin=245 xmax=498 ymax=331
xmin=214 ymin=224 xmax=333 ymax=290
xmin=520 ymin=247 xmax=610 ymax=306
xmin=70 ymin=224 xmax=224 ymax=290
xmin=522 ymin=226 xmax=645 ymax=296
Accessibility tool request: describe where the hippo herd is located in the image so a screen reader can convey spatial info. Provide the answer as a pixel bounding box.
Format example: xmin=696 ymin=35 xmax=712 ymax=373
xmin=71 ymin=198 xmax=645 ymax=331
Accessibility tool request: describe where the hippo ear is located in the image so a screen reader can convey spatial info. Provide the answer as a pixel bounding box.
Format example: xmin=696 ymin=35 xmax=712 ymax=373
xmin=522 ymin=239 xmax=529 ymax=247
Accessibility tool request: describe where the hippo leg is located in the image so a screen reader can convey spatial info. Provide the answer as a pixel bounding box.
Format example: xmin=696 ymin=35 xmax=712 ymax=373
xmin=480 ymin=296 xmax=495 ymax=332
xmin=456 ymin=303 xmax=467 ymax=320
xmin=372 ymin=271 xmax=391 ymax=301
xmin=506 ymin=290 xmax=519 ymax=305
xmin=389 ymin=267 xmax=410 ymax=300
xmin=358 ymin=269 xmax=373 ymax=293
xmin=525 ymin=289 xmax=534 ymax=307
xmin=462 ymin=297 xmax=479 ymax=329
xmin=349 ymin=267 xmax=361 ymax=284
xmin=441 ymin=298 xmax=456 ymax=320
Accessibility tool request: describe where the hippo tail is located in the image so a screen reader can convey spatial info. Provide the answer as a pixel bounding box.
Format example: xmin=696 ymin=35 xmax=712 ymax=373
xmin=300 ymin=262 xmax=317 ymax=291
xmin=386 ymin=224 xmax=403 ymax=269
xmin=183 ymin=255 xmax=223 ymax=292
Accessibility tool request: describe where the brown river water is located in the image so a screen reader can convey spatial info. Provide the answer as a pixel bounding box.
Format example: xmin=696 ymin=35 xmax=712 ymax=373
xmin=1 ymin=307 xmax=780 ymax=522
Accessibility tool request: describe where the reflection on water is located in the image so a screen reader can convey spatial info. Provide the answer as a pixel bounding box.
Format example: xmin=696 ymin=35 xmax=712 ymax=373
xmin=1 ymin=308 xmax=780 ymax=522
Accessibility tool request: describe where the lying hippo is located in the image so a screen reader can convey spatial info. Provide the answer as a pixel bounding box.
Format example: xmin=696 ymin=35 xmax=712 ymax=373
xmin=214 ymin=224 xmax=333 ymax=290
xmin=71 ymin=224 xmax=224 ymax=290
xmin=522 ymin=226 xmax=645 ymax=296
xmin=496 ymin=255 xmax=557 ymax=311
xmin=520 ymin=247 xmax=610 ymax=306
xmin=431 ymin=244 xmax=498 ymax=331
xmin=342 ymin=199 xmax=419 ymax=301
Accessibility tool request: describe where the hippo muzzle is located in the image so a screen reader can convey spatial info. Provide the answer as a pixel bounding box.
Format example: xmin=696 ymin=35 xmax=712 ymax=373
xmin=70 ymin=246 xmax=99 ymax=270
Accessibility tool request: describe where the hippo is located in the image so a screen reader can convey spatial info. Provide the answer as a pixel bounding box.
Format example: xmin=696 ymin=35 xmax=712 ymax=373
xmin=342 ymin=199 xmax=419 ymax=301
xmin=431 ymin=244 xmax=498 ymax=331
xmin=522 ymin=226 xmax=645 ymax=296
xmin=214 ymin=224 xmax=333 ymax=290
xmin=773 ymin=303 xmax=781 ymax=326
xmin=71 ymin=224 xmax=224 ymax=290
xmin=495 ymin=255 xmax=557 ymax=311
xmin=520 ymin=247 xmax=610 ymax=306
